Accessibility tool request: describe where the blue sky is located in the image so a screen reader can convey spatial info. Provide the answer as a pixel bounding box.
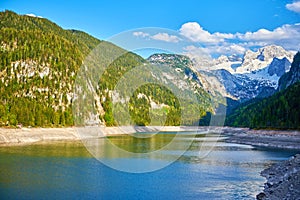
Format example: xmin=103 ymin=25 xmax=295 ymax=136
xmin=1 ymin=0 xmax=300 ymax=57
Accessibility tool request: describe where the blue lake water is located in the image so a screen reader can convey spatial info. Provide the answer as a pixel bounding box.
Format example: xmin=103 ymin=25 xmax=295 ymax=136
xmin=0 ymin=132 xmax=298 ymax=200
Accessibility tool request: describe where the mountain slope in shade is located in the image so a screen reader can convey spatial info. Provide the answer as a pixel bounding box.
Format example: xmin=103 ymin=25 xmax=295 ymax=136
xmin=278 ymin=52 xmax=300 ymax=91
xmin=226 ymin=82 xmax=300 ymax=129
xmin=268 ymin=57 xmax=291 ymax=77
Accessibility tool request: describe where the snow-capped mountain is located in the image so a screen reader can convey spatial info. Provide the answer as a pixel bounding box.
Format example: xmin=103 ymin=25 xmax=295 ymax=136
xmin=235 ymin=45 xmax=294 ymax=74
xmin=208 ymin=69 xmax=277 ymax=101
xmin=194 ymin=45 xmax=295 ymax=102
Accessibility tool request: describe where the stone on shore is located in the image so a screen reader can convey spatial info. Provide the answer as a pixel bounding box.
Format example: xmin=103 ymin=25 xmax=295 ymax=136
xmin=257 ymin=154 xmax=300 ymax=200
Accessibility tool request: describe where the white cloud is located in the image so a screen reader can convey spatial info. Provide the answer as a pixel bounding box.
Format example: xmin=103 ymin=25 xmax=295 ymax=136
xmin=133 ymin=31 xmax=180 ymax=43
xmin=235 ymin=23 xmax=300 ymax=51
xmin=286 ymin=1 xmax=300 ymax=13
xmin=133 ymin=31 xmax=150 ymax=38
xmin=239 ymin=41 xmax=269 ymax=48
xmin=184 ymin=43 xmax=246 ymax=56
xmin=183 ymin=45 xmax=214 ymax=67
xmin=180 ymin=22 xmax=217 ymax=43
xmin=179 ymin=22 xmax=300 ymax=52
xmin=237 ymin=24 xmax=300 ymax=41
xmin=214 ymin=32 xmax=235 ymax=39
xmin=179 ymin=22 xmax=234 ymax=43
xmin=132 ymin=22 xmax=300 ymax=57
xmin=25 ymin=13 xmax=43 ymax=18
xmin=214 ymin=44 xmax=246 ymax=55
xmin=151 ymin=33 xmax=180 ymax=43
xmin=183 ymin=45 xmax=211 ymax=56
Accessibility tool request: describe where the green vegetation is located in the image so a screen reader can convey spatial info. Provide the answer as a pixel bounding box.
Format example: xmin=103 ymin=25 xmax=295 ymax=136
xmin=0 ymin=10 xmax=213 ymax=127
xmin=0 ymin=11 xmax=93 ymax=127
xmin=226 ymin=82 xmax=300 ymax=129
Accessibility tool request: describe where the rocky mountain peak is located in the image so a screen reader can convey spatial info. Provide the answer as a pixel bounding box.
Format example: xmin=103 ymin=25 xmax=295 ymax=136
xmin=147 ymin=53 xmax=193 ymax=67
xmin=257 ymin=45 xmax=292 ymax=61
xmin=216 ymin=55 xmax=229 ymax=64
xmin=240 ymin=50 xmax=259 ymax=67
xmin=236 ymin=45 xmax=294 ymax=74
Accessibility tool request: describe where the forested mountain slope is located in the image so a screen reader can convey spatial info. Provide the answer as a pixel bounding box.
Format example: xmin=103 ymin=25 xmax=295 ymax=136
xmin=0 ymin=10 xmax=214 ymax=127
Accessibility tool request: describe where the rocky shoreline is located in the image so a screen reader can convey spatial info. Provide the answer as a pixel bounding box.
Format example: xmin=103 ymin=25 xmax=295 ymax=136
xmin=219 ymin=128 xmax=300 ymax=200
xmin=222 ymin=127 xmax=300 ymax=150
xmin=256 ymin=154 xmax=300 ymax=200
xmin=222 ymin=127 xmax=300 ymax=199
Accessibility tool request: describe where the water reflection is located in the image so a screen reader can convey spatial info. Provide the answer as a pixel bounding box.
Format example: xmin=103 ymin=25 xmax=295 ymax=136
xmin=0 ymin=141 xmax=91 ymax=158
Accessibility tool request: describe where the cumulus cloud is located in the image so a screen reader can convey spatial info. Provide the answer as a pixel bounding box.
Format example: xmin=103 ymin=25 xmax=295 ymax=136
xmin=133 ymin=31 xmax=180 ymax=43
xmin=180 ymin=22 xmax=300 ymax=45
xmin=179 ymin=22 xmax=218 ymax=43
xmin=133 ymin=31 xmax=150 ymax=38
xmin=237 ymin=24 xmax=300 ymax=41
xmin=236 ymin=23 xmax=300 ymax=51
xmin=132 ymin=22 xmax=300 ymax=57
xmin=183 ymin=45 xmax=211 ymax=56
xmin=182 ymin=45 xmax=214 ymax=68
xmin=151 ymin=33 xmax=180 ymax=43
xmin=184 ymin=43 xmax=246 ymax=56
xmin=286 ymin=1 xmax=300 ymax=13
xmin=213 ymin=44 xmax=246 ymax=55
xmin=179 ymin=22 xmax=234 ymax=43
xmin=181 ymin=23 xmax=300 ymax=55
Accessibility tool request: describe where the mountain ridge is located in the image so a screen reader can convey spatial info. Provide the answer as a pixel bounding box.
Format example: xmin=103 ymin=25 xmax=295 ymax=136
xmin=194 ymin=45 xmax=295 ymax=102
xmin=0 ymin=10 xmax=214 ymax=127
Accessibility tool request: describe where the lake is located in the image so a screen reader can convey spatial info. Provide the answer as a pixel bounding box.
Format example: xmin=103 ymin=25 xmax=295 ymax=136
xmin=0 ymin=132 xmax=298 ymax=200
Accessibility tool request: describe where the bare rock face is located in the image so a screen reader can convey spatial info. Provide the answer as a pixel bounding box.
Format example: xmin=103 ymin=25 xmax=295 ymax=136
xmin=257 ymin=154 xmax=300 ymax=200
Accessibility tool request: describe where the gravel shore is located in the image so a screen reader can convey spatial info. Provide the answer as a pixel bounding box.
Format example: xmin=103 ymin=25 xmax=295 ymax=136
xmin=256 ymin=154 xmax=300 ymax=200
xmin=218 ymin=128 xmax=300 ymax=200
xmin=1 ymin=126 xmax=300 ymax=148
xmin=222 ymin=127 xmax=300 ymax=150
xmin=0 ymin=126 xmax=200 ymax=146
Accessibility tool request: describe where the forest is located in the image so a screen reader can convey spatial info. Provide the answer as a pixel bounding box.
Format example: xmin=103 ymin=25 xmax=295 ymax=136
xmin=0 ymin=10 xmax=212 ymax=127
